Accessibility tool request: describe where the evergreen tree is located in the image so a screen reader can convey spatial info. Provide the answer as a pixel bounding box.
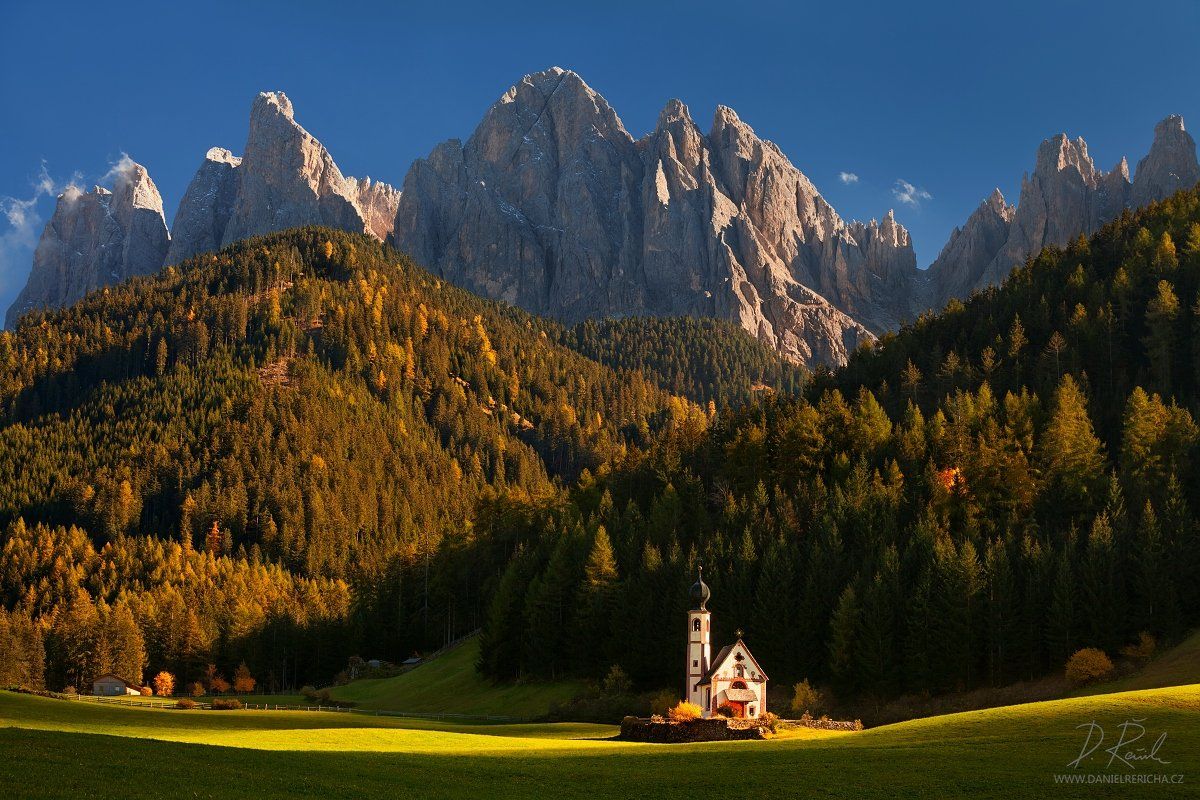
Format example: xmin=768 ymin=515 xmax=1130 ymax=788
xmin=1080 ymin=514 xmax=1121 ymax=651
xmin=1143 ymin=280 xmax=1180 ymax=392
xmin=572 ymin=526 xmax=619 ymax=676
xmin=1038 ymin=375 xmax=1107 ymax=524
xmin=827 ymin=583 xmax=860 ymax=694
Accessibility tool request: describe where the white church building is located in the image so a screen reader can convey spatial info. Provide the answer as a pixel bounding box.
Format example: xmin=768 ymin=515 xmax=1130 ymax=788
xmin=685 ymin=567 xmax=768 ymax=719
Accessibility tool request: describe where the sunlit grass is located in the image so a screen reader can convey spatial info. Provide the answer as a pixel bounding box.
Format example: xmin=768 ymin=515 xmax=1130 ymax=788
xmin=3 ymin=685 xmax=1197 ymax=798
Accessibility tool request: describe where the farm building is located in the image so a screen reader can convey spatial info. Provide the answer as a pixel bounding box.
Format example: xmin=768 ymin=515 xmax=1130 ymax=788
xmin=685 ymin=568 xmax=769 ymax=719
xmin=92 ymin=674 xmax=143 ymax=696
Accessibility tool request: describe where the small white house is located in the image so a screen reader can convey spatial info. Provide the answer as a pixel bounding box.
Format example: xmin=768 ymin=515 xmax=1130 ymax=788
xmin=92 ymin=673 xmax=142 ymax=696
xmin=685 ymin=568 xmax=769 ymax=719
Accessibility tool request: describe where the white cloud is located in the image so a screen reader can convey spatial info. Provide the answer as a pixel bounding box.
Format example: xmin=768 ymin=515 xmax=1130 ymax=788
xmin=838 ymin=171 xmax=859 ymax=185
xmin=98 ymin=152 xmax=136 ymax=188
xmin=892 ymin=179 xmax=932 ymax=208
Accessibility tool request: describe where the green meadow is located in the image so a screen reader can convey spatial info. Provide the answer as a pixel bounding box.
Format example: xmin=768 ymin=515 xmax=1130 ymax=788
xmin=327 ymin=638 xmax=584 ymax=718
xmin=3 ymin=684 xmax=1197 ymax=799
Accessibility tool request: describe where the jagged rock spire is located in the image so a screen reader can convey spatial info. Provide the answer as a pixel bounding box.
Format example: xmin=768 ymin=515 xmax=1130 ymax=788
xmin=7 ymin=159 xmax=169 ymax=327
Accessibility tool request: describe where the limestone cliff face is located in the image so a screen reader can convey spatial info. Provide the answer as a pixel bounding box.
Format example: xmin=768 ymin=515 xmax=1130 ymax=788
xmin=165 ymin=147 xmax=241 ymax=265
xmin=394 ymin=68 xmax=900 ymax=366
xmin=351 ymin=177 xmax=401 ymax=242
xmin=167 ymin=92 xmax=399 ymax=265
xmin=1131 ymin=115 xmax=1200 ymax=207
xmin=220 ymin=92 xmax=369 ymax=247
xmin=925 ymin=189 xmax=1015 ymax=306
xmin=928 ymin=116 xmax=1199 ymax=309
xmin=396 ymin=68 xmax=648 ymax=321
xmin=6 ymin=161 xmax=169 ymax=327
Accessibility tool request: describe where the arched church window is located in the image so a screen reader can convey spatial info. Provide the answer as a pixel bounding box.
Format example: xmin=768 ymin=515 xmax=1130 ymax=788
xmin=736 ymin=664 xmax=745 ymax=677
xmin=692 ymin=618 xmax=701 ymax=632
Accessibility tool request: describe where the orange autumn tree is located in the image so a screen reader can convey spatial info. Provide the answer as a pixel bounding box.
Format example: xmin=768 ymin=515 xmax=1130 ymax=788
xmin=233 ymin=662 xmax=256 ymax=694
xmin=152 ymin=671 xmax=175 ymax=697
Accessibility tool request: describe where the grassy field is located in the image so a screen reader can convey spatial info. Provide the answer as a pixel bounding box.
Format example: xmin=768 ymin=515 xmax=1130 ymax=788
xmin=2 ymin=685 xmax=1196 ymax=798
xmin=328 ymin=637 xmax=585 ymax=718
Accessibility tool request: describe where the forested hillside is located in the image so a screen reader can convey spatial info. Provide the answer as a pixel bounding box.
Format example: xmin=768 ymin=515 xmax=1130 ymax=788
xmin=0 ymin=228 xmax=722 ymax=691
xmin=5 ymin=188 xmax=1200 ymax=705
xmin=562 ymin=317 xmax=805 ymax=406
xmin=481 ymin=189 xmax=1200 ymax=698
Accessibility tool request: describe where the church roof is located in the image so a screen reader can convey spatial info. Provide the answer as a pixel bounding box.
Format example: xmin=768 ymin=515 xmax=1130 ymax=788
xmin=689 ymin=566 xmax=710 ymax=611
xmin=693 ymin=638 xmax=769 ymax=688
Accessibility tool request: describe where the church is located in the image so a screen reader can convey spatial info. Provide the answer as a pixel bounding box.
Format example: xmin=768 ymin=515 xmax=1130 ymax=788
xmin=685 ymin=567 xmax=769 ymax=719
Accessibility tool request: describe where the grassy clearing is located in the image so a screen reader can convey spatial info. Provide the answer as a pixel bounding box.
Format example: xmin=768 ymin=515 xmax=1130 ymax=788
xmin=2 ymin=685 xmax=1197 ymax=798
xmin=1076 ymin=629 xmax=1200 ymax=697
xmin=328 ymin=637 xmax=584 ymax=718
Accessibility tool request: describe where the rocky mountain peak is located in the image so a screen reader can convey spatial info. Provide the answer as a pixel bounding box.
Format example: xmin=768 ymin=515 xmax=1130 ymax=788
xmin=253 ymin=91 xmax=294 ymax=121
xmin=219 ymin=90 xmax=371 ymax=248
xmin=492 ymin=67 xmax=621 ymax=132
xmin=1131 ymin=114 xmax=1200 ymax=207
xmin=657 ymin=98 xmax=692 ymax=127
xmin=6 ymin=159 xmax=169 ymax=327
xmin=205 ymin=147 xmax=242 ymax=167
xmin=875 ymin=209 xmax=910 ymax=246
xmin=394 ymin=67 xmax=915 ymax=366
xmin=1111 ymin=155 xmax=1131 ymax=181
xmin=112 ymin=161 xmax=166 ymax=215
xmin=985 ymin=187 xmax=1012 ymax=216
xmin=1035 ymin=134 xmax=1099 ymax=185
xmin=1156 ymin=113 xmax=1187 ymax=138
xmin=166 ymin=92 xmax=401 ymax=266
xmin=928 ymin=114 xmax=1197 ymax=312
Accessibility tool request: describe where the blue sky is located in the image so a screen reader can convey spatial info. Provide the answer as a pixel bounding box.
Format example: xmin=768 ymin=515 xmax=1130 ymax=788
xmin=2 ymin=0 xmax=1198 ymax=315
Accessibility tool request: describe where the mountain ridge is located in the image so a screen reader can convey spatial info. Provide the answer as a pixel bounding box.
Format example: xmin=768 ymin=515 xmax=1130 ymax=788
xmin=8 ymin=68 xmax=1199 ymax=368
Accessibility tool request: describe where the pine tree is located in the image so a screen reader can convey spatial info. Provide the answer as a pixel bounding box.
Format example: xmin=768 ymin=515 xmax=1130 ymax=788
xmin=1144 ymin=280 xmax=1180 ymax=392
xmin=522 ymin=528 xmax=584 ymax=679
xmin=827 ymin=583 xmax=860 ymax=693
xmin=855 ymin=547 xmax=899 ymax=696
xmin=1080 ymin=514 xmax=1121 ymax=651
xmin=102 ymin=602 xmax=147 ymax=686
xmin=1046 ymin=544 xmax=1076 ymax=665
xmin=1038 ymin=375 xmax=1107 ymax=524
xmin=572 ymin=526 xmax=619 ymax=676
xmin=750 ymin=538 xmax=800 ymax=682
xmin=1131 ymin=502 xmax=1172 ymax=635
xmin=984 ymin=538 xmax=1015 ymax=686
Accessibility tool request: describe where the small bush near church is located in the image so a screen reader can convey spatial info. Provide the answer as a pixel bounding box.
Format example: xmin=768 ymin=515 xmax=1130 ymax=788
xmin=1065 ymin=648 xmax=1114 ymax=686
xmin=668 ymin=701 xmax=702 ymax=722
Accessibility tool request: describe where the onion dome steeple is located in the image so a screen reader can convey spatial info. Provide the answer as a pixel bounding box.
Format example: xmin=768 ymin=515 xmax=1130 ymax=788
xmin=690 ymin=566 xmax=710 ymax=611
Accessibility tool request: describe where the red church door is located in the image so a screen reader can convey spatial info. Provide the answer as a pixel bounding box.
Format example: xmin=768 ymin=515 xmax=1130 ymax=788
xmin=728 ymin=680 xmax=749 ymax=718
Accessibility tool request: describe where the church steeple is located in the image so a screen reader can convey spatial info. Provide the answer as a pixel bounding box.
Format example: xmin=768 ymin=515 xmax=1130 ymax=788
xmin=690 ymin=565 xmax=710 ymax=610
xmin=685 ymin=566 xmax=712 ymax=712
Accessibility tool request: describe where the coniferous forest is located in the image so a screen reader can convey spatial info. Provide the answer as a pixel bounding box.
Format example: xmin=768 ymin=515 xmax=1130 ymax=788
xmin=479 ymin=189 xmax=1200 ymax=695
xmin=3 ymin=189 xmax=1200 ymax=703
xmin=0 ymin=228 xmax=750 ymax=691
